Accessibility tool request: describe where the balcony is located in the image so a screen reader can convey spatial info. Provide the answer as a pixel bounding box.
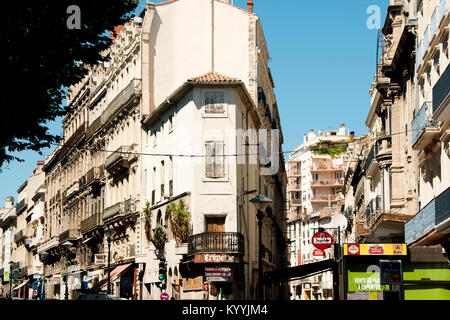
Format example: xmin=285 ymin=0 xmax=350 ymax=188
xmin=86 ymin=116 xmax=102 ymax=140
xmin=375 ymin=136 xmax=392 ymax=161
xmin=288 ymin=183 xmax=302 ymax=191
xmin=59 ymin=228 xmax=79 ymax=243
xmin=188 ymin=232 xmax=244 ymax=255
xmin=406 ymin=186 xmax=450 ymax=245
xmin=60 ymin=123 xmax=86 ymax=158
xmin=310 ymin=194 xmax=338 ymax=202
xmin=291 ymin=199 xmax=303 ymax=206
xmin=288 ymin=168 xmax=301 ymax=176
xmin=310 ymin=164 xmax=343 ymax=172
xmin=16 ymin=199 xmax=27 ymax=214
xmin=311 ymin=179 xmax=344 ymax=188
xmin=432 ymin=64 xmax=450 ymax=121
xmin=411 ymin=102 xmax=440 ymax=150
xmin=66 ymin=181 xmax=80 ymax=198
xmin=37 ymin=236 xmax=59 ymax=253
xmin=103 ymin=199 xmax=132 ymax=222
xmin=80 ymin=213 xmax=103 ymax=235
xmin=14 ymin=229 xmax=26 ymax=243
xmin=105 ymin=146 xmax=132 ymax=176
xmin=86 ymin=166 xmax=105 ymax=186
xmin=102 ymin=79 xmax=141 ymax=127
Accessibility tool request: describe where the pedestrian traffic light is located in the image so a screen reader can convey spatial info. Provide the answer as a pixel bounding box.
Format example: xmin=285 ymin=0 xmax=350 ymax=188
xmin=158 ymin=260 xmax=167 ymax=283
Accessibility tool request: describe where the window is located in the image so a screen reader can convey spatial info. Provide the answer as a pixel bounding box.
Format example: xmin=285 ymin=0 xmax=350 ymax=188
xmin=168 ymin=114 xmax=173 ymax=132
xmin=205 ymin=141 xmax=225 ymax=178
xmin=336 ymin=172 xmax=342 ymax=180
xmin=204 ymin=92 xmax=225 ymax=115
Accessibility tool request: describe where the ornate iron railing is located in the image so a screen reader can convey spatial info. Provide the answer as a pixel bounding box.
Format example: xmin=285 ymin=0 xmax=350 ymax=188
xmin=188 ymin=232 xmax=244 ymax=255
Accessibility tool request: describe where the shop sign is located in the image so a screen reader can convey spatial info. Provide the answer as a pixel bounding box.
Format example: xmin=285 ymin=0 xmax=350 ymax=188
xmin=194 ymin=254 xmax=240 ymax=264
xmin=347 ymin=264 xmax=390 ymax=292
xmin=379 ymin=260 xmax=402 ymax=285
xmin=312 ymin=249 xmax=325 ymax=257
xmin=311 ymin=232 xmax=333 ymax=250
xmin=368 ymin=244 xmax=385 ymax=255
xmin=182 ymin=275 xmax=203 ymax=291
xmin=205 ymin=267 xmax=231 ymax=277
xmin=94 ymin=254 xmax=106 ymax=265
xmin=344 ymin=244 xmax=407 ymax=256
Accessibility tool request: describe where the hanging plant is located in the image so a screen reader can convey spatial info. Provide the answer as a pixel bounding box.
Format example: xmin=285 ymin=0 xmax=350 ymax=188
xmin=167 ymin=199 xmax=191 ymax=245
xmin=152 ymin=226 xmax=167 ymax=251
xmin=143 ymin=201 xmax=153 ymax=242
xmin=143 ymin=201 xmax=167 ymax=252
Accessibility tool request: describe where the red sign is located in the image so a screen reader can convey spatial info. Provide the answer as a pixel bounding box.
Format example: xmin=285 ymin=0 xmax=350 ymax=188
xmin=160 ymin=292 xmax=170 ymax=300
xmin=297 ymin=250 xmax=301 ymax=266
xmin=311 ymin=232 xmax=333 ymax=250
xmin=368 ymin=244 xmax=385 ymax=255
xmin=347 ymin=244 xmax=360 ymax=255
xmin=312 ymin=249 xmax=325 ymax=257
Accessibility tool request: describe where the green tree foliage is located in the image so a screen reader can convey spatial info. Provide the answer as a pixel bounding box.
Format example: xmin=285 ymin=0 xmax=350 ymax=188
xmin=167 ymin=199 xmax=191 ymax=245
xmin=0 ymin=0 xmax=139 ymax=170
xmin=311 ymin=140 xmax=349 ymax=158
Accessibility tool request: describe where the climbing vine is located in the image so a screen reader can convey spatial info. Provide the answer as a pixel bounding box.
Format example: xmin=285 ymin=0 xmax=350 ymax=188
xmin=167 ymin=199 xmax=191 ymax=245
xmin=143 ymin=201 xmax=167 ymax=251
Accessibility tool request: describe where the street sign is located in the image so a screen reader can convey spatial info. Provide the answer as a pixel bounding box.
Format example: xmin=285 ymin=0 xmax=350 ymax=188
xmin=32 ymin=290 xmax=37 ymax=296
xmin=379 ymin=260 xmax=402 ymax=285
xmin=160 ymin=292 xmax=170 ymax=300
xmin=206 ymin=276 xmax=231 ymax=282
xmin=205 ymin=267 xmax=231 ymax=277
xmin=311 ymin=231 xmax=333 ymax=250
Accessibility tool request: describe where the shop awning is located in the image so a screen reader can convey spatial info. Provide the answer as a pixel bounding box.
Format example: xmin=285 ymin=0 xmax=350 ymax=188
xmin=95 ymin=263 xmax=132 ymax=289
xmin=13 ymin=280 xmax=29 ymax=291
xmin=265 ymin=259 xmax=336 ymax=283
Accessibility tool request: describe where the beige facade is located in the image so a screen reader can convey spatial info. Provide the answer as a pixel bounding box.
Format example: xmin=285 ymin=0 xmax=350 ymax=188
xmin=286 ymin=125 xmax=351 ymax=300
xmin=405 ymin=0 xmax=450 ymax=253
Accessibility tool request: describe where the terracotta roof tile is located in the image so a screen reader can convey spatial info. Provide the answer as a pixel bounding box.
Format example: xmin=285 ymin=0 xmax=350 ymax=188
xmin=188 ymin=71 xmax=241 ymax=83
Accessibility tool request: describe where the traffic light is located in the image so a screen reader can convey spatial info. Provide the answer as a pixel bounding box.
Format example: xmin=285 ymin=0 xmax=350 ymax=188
xmin=158 ymin=260 xmax=167 ymax=289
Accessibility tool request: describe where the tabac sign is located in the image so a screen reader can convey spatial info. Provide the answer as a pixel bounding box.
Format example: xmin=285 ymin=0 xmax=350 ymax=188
xmin=344 ymin=244 xmax=407 ymax=256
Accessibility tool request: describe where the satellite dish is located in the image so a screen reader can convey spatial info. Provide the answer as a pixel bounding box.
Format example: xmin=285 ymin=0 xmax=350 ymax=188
xmin=330 ymin=214 xmax=348 ymax=230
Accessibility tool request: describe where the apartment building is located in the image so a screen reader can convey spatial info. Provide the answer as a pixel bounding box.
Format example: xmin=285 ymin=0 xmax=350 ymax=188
xmin=138 ymin=0 xmax=288 ymax=300
xmin=36 ymin=17 xmax=143 ymax=299
xmin=0 ymin=197 xmax=15 ymax=297
xmin=286 ymin=125 xmax=351 ymax=300
xmin=405 ymin=0 xmax=450 ymax=257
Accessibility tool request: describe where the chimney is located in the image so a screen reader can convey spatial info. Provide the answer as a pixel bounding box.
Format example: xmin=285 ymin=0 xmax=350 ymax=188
xmin=247 ymin=0 xmax=254 ymax=13
xmin=37 ymin=160 xmax=45 ymax=166
xmin=338 ymin=124 xmax=346 ymax=136
xmin=5 ymin=196 xmax=14 ymax=208
xmin=308 ymin=129 xmax=316 ymax=142
xmin=350 ymin=131 xmax=355 ymax=140
xmin=303 ymin=134 xmax=308 ymax=144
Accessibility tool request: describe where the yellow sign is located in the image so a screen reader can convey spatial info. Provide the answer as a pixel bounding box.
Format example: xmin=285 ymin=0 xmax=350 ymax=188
xmin=182 ymin=275 xmax=203 ymax=291
xmin=343 ymin=244 xmax=407 ymax=256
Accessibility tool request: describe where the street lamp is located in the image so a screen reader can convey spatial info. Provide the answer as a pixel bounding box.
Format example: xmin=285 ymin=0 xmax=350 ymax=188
xmin=250 ymin=194 xmax=272 ymax=301
xmin=38 ymin=251 xmax=49 ymax=300
xmin=104 ymin=228 xmax=116 ymax=295
xmin=8 ymin=261 xmax=15 ymax=298
xmin=61 ymin=241 xmax=73 ymax=300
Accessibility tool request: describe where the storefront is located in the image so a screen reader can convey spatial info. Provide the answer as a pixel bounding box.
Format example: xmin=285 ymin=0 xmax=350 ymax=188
xmin=343 ymin=244 xmax=450 ymax=300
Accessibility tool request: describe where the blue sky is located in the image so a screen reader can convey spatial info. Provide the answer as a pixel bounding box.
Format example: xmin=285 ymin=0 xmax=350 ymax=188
xmin=0 ymin=0 xmax=387 ymax=204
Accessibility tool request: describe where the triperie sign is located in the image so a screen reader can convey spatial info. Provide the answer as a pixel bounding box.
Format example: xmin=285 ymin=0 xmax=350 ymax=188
xmin=311 ymin=231 xmax=334 ymax=250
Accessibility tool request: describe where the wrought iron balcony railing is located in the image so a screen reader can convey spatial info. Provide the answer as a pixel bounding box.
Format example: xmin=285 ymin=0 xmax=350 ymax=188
xmin=105 ymin=146 xmax=131 ymax=174
xmin=102 ymin=79 xmax=141 ymax=126
xmin=188 ymin=232 xmax=244 ymax=255
xmin=411 ymin=101 xmax=440 ymax=149
xmin=16 ymin=199 xmax=27 ymax=214
xmin=80 ymin=213 xmax=103 ymax=234
xmin=432 ymin=64 xmax=450 ymax=119
xmin=59 ymin=228 xmax=78 ymax=243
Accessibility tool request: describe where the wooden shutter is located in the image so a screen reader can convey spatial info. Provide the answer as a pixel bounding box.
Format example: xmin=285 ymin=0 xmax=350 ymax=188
xmin=214 ymin=142 xmax=224 ymax=178
xmin=205 ymin=142 xmax=215 ymax=178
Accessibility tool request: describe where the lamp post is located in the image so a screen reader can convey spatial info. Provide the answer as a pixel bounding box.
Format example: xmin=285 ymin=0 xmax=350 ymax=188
xmin=38 ymin=251 xmax=49 ymax=300
xmin=250 ymin=194 xmax=272 ymax=301
xmin=104 ymin=228 xmax=116 ymax=295
xmin=61 ymin=241 xmax=73 ymax=300
xmin=8 ymin=261 xmax=15 ymax=298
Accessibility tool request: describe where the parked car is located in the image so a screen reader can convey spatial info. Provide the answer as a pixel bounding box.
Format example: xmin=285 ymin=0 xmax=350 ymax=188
xmin=77 ymin=292 xmax=127 ymax=300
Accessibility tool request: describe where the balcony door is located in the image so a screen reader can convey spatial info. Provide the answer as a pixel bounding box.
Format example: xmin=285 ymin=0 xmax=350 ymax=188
xmin=206 ymin=217 xmax=225 ymax=251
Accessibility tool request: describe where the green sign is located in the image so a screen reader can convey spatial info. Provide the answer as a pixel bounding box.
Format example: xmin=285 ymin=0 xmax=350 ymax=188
xmin=347 ymin=264 xmax=389 ymax=292
xmin=3 ymin=271 xmax=9 ymax=282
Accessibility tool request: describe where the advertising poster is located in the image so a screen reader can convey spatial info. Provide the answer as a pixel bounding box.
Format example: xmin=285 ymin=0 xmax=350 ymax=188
xmin=347 ymin=264 xmax=389 ymax=300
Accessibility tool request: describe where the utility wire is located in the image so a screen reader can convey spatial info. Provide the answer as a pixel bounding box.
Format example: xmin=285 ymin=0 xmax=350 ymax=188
xmin=45 ymin=126 xmax=438 ymax=159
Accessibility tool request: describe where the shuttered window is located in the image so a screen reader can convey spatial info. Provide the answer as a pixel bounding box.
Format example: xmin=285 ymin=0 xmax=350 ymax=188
xmin=205 ymin=141 xmax=225 ymax=178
